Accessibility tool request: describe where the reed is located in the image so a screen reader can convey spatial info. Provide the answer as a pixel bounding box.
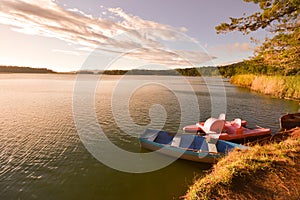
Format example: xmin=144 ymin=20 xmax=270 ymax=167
xmin=230 ymin=75 xmax=300 ymax=100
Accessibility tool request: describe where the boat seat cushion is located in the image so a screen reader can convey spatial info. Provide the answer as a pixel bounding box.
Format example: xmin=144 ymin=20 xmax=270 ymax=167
xmin=179 ymin=135 xmax=207 ymax=150
xmin=225 ymin=119 xmax=244 ymax=134
xmin=179 ymin=135 xmax=195 ymax=148
xmin=193 ymin=136 xmax=207 ymax=150
xmin=154 ymin=131 xmax=172 ymax=144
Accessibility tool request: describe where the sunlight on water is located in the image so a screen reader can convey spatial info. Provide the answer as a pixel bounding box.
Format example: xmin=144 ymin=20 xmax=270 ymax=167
xmin=0 ymin=74 xmax=298 ymax=199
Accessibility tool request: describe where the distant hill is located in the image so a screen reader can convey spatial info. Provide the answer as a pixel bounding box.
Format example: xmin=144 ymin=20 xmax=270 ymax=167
xmin=0 ymin=66 xmax=56 ymax=73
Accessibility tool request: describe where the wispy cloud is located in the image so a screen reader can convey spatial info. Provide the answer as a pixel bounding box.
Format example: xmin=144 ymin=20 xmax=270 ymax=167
xmin=0 ymin=0 xmax=215 ymax=68
xmin=210 ymin=42 xmax=252 ymax=54
xmin=52 ymin=49 xmax=85 ymax=56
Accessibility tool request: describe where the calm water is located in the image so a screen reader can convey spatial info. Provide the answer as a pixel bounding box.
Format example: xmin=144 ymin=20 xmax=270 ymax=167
xmin=0 ymin=74 xmax=298 ymax=200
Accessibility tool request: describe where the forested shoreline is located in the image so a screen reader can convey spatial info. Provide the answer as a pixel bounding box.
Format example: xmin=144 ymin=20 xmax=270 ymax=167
xmin=0 ymin=66 xmax=56 ymax=74
xmin=3 ymin=61 xmax=298 ymax=77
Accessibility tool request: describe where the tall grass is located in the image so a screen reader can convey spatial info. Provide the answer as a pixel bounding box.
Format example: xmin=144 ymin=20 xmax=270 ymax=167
xmin=230 ymin=75 xmax=300 ymax=100
xmin=230 ymin=74 xmax=255 ymax=88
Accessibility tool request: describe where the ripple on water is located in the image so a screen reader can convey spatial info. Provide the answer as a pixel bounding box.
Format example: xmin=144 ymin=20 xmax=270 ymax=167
xmin=0 ymin=74 xmax=298 ymax=199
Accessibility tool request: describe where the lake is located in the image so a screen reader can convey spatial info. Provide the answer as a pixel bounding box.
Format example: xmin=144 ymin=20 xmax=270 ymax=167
xmin=0 ymin=74 xmax=298 ymax=199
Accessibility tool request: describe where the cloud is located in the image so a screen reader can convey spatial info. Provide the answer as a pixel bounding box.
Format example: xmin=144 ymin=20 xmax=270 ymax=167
xmin=108 ymin=7 xmax=188 ymax=41
xmin=0 ymin=0 xmax=215 ymax=68
xmin=210 ymin=42 xmax=252 ymax=54
xmin=125 ymin=48 xmax=216 ymax=67
xmin=234 ymin=43 xmax=251 ymax=51
xmin=52 ymin=49 xmax=86 ymax=56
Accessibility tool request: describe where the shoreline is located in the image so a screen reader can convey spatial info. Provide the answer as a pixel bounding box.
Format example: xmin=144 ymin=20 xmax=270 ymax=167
xmin=184 ymin=128 xmax=300 ymax=200
xmin=230 ymin=74 xmax=300 ymax=101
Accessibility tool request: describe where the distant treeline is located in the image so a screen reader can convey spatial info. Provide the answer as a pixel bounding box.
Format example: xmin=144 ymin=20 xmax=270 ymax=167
xmin=79 ymin=61 xmax=299 ymax=77
xmin=77 ymin=67 xmax=222 ymax=76
xmin=176 ymin=61 xmax=299 ymax=77
xmin=2 ymin=62 xmax=299 ymax=77
xmin=176 ymin=67 xmax=220 ymax=76
xmin=102 ymin=69 xmax=178 ymax=76
xmin=0 ymin=66 xmax=56 ymax=73
xmin=104 ymin=69 xmax=180 ymax=76
xmin=217 ymin=60 xmax=300 ymax=77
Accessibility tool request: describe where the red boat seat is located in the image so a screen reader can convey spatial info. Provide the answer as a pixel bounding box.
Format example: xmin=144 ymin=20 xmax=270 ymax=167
xmin=225 ymin=119 xmax=243 ymax=134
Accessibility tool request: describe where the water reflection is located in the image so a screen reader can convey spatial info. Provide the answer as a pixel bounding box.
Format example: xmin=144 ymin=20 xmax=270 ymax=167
xmin=0 ymin=74 xmax=298 ymax=199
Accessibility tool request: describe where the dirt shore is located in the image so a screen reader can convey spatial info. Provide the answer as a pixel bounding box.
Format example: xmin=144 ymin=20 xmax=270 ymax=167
xmin=185 ymin=128 xmax=300 ymax=200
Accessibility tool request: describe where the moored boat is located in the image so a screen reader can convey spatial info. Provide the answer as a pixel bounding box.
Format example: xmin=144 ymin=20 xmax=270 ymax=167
xmin=139 ymin=128 xmax=248 ymax=164
xmin=280 ymin=113 xmax=300 ymax=130
xmin=183 ymin=114 xmax=271 ymax=142
xmin=183 ymin=120 xmax=247 ymax=134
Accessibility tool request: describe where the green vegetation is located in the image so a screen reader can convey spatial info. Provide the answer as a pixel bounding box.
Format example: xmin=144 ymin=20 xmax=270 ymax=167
xmin=217 ymin=60 xmax=300 ymax=77
xmin=215 ymin=0 xmax=300 ymax=100
xmin=185 ymin=129 xmax=300 ymax=200
xmin=216 ymin=0 xmax=300 ymax=74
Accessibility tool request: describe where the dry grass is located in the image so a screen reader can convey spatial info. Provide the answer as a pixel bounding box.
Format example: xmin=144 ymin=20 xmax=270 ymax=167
xmin=230 ymin=75 xmax=300 ymax=100
xmin=230 ymin=74 xmax=255 ymax=88
xmin=184 ymin=128 xmax=300 ymax=200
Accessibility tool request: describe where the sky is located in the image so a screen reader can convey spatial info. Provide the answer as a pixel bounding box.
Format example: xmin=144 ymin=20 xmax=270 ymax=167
xmin=0 ymin=0 xmax=269 ymax=72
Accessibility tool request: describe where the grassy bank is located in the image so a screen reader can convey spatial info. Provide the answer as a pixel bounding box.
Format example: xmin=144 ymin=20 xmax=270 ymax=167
xmin=230 ymin=75 xmax=300 ymax=100
xmin=184 ymin=128 xmax=300 ymax=200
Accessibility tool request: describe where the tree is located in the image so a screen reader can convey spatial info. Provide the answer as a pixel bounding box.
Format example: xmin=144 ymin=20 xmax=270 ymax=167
xmin=216 ymin=0 xmax=299 ymax=34
xmin=216 ymin=0 xmax=300 ymax=75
